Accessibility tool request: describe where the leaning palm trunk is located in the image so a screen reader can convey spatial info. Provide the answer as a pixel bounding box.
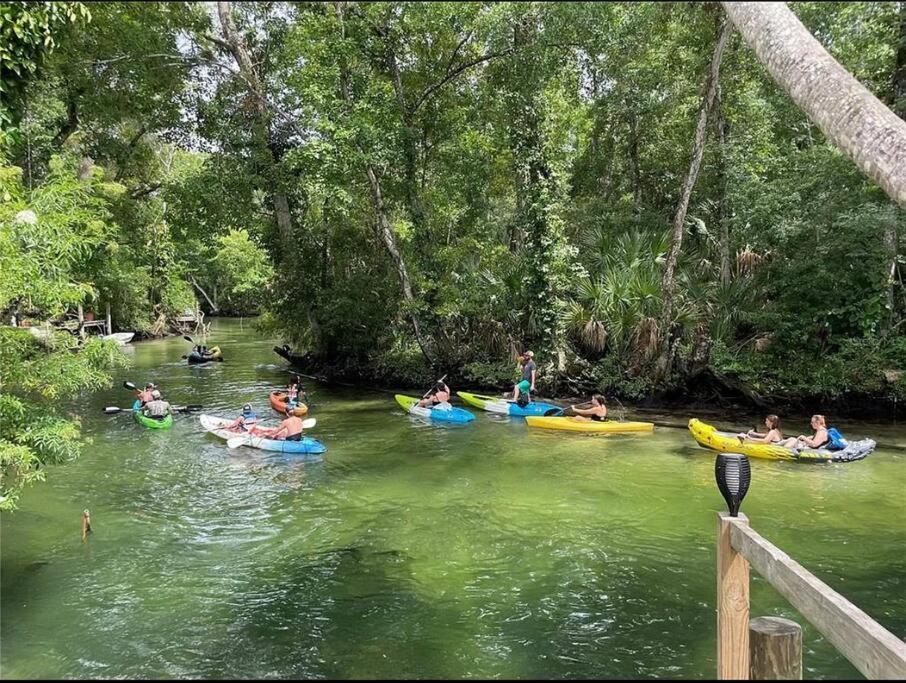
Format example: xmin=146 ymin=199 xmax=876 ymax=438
xmin=655 ymin=15 xmax=732 ymax=380
xmin=722 ymin=2 xmax=906 ymax=209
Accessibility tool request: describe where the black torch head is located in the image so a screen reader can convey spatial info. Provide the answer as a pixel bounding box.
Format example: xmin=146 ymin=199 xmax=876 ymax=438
xmin=715 ymin=453 xmax=751 ymax=517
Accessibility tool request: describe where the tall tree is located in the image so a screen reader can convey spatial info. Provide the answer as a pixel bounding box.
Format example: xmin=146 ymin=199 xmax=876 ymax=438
xmin=656 ymin=13 xmax=733 ymax=379
xmin=722 ymin=1 xmax=906 ymax=209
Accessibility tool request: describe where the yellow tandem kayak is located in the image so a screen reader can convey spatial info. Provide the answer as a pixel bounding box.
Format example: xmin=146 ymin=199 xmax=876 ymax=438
xmin=525 ymin=416 xmax=654 ymax=433
xmin=687 ymin=418 xmax=876 ymax=463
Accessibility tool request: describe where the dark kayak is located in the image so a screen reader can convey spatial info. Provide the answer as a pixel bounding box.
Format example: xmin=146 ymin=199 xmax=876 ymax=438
xmin=187 ymin=346 xmax=224 ymax=365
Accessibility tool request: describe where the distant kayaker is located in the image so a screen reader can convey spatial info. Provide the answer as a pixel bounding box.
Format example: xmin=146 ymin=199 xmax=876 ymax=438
xmin=136 ymin=382 xmax=155 ymax=405
xmin=265 ymin=407 xmax=306 ymax=441
xmin=142 ymin=390 xmax=172 ymax=420
xmin=738 ymin=414 xmax=783 ymax=444
xmin=570 ymin=395 xmax=608 ymax=422
xmin=227 ymin=403 xmax=260 ymax=433
xmin=287 ymin=375 xmax=307 ymax=406
xmin=418 ymin=381 xmax=451 ymax=409
xmin=777 ymin=414 xmax=828 ymax=450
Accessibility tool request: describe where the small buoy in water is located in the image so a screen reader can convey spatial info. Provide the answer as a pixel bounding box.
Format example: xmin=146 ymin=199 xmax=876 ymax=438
xmin=81 ymin=509 xmax=92 ymax=542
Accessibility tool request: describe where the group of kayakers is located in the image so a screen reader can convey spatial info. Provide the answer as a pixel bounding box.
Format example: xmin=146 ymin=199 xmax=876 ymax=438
xmin=738 ymin=414 xmax=837 ymax=450
xmin=135 ymin=382 xmax=173 ymax=420
xmin=225 ymin=374 xmax=309 ymax=441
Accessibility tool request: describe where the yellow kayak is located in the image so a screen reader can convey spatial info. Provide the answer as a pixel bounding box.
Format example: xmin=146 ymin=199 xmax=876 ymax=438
xmin=525 ymin=416 xmax=654 ymax=433
xmin=687 ymin=418 xmax=876 ymax=463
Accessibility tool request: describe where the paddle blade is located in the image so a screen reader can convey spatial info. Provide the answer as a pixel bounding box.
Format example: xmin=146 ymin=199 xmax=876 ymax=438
xmin=122 ymin=381 xmax=136 ymax=390
xmin=544 ymin=408 xmax=564 ymax=417
xmin=226 ymin=436 xmax=248 ymax=449
xmin=103 ymin=406 xmax=124 ymax=414
xmin=183 ymin=335 xmax=194 ymax=343
xmin=302 ymin=418 xmax=316 ymax=429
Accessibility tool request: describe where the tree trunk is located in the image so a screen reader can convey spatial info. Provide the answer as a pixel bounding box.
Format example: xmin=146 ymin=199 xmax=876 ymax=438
xmin=714 ymin=84 xmax=732 ymax=285
xmin=891 ymin=1 xmax=906 ymax=120
xmin=628 ymin=112 xmax=642 ymax=214
xmin=722 ymin=2 xmax=906 ymax=209
xmin=656 ymin=14 xmax=732 ymax=379
xmin=216 ymin=1 xmax=294 ymax=249
xmin=333 ymin=2 xmax=434 ymax=367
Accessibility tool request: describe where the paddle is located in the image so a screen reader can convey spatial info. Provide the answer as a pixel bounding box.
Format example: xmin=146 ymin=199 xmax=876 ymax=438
xmin=543 ymin=400 xmax=592 ymax=418
xmin=422 ymin=374 xmax=448 ymax=400
xmin=226 ymin=417 xmax=317 ymax=449
xmin=103 ymin=404 xmax=202 ymax=414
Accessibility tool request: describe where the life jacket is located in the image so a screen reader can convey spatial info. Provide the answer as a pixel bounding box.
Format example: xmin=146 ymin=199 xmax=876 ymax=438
xmin=241 ymin=411 xmax=258 ymax=430
xmin=826 ymin=427 xmax=847 ymax=451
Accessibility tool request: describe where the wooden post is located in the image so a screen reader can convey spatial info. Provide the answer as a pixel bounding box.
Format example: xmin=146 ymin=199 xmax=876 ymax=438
xmin=717 ymin=511 xmax=750 ymax=679
xmin=77 ymin=302 xmax=85 ymax=339
xmin=750 ymin=616 xmax=802 ymax=679
xmin=105 ymin=301 xmax=112 ymax=336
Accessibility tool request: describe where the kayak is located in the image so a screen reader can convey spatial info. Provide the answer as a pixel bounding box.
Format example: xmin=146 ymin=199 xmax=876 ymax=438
xmin=456 ymin=391 xmax=561 ymax=417
xmin=688 ymin=418 xmax=876 ymax=463
xmin=395 ymin=395 xmax=475 ymax=423
xmin=187 ymin=346 xmax=224 ymax=365
xmin=269 ymin=391 xmax=309 ymax=416
xmin=132 ymin=399 xmax=173 ymax=430
xmin=199 ymin=415 xmax=326 ymax=455
xmin=525 ymin=416 xmax=654 ymax=433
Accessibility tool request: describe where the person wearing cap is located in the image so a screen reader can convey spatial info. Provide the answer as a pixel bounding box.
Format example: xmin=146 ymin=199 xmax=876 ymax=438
xmin=228 ymin=403 xmax=260 ymax=433
xmin=136 ymin=382 xmax=155 ymax=405
xmin=142 ymin=389 xmax=172 ymax=420
xmin=510 ymin=351 xmax=536 ymax=406
xmin=261 ymin=406 xmax=306 ymax=441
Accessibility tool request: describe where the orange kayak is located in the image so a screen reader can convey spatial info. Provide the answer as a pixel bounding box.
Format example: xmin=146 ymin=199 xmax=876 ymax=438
xmin=269 ymin=390 xmax=309 ymax=416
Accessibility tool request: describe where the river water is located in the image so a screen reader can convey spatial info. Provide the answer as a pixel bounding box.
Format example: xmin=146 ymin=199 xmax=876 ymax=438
xmin=2 ymin=318 xmax=904 ymax=679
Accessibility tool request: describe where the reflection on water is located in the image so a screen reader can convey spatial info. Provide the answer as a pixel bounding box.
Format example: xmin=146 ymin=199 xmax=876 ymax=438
xmin=1 ymin=319 xmax=904 ymax=679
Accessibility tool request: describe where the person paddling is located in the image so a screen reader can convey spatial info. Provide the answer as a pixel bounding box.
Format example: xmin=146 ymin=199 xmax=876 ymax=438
xmin=136 ymin=382 xmax=155 ymax=405
xmin=263 ymin=406 xmax=306 ymax=441
xmin=141 ymin=390 xmax=172 ymax=421
xmin=570 ymin=395 xmax=608 ymax=422
xmin=418 ymin=381 xmax=451 ymax=409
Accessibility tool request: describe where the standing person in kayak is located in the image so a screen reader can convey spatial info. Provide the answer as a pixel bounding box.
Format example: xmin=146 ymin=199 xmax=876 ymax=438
xmin=417 ymin=381 xmax=452 ymax=409
xmin=570 ymin=395 xmax=608 ymax=422
xmin=141 ymin=390 xmax=172 ymax=420
xmin=508 ymin=351 xmax=536 ymax=407
xmin=264 ymin=407 xmax=306 ymax=441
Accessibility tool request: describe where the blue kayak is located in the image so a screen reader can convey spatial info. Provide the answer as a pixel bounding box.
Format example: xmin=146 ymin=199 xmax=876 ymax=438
xmin=457 ymin=391 xmax=561 ymax=417
xmin=200 ymin=415 xmax=327 ymax=456
xmin=395 ymin=395 xmax=475 ymax=423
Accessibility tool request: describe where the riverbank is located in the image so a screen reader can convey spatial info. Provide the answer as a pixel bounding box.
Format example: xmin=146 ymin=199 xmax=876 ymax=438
xmin=271 ymin=343 xmax=905 ymax=422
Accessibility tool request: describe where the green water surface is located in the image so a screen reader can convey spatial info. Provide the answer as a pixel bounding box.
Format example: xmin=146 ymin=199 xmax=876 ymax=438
xmin=2 ymin=319 xmax=904 ymax=679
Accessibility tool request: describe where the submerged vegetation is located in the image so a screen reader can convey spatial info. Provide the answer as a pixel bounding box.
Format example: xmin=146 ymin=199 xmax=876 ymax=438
xmin=1 ymin=1 xmax=905 ymax=504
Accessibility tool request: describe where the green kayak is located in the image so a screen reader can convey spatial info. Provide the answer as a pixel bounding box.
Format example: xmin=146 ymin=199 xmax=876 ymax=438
xmin=132 ymin=399 xmax=173 ymax=430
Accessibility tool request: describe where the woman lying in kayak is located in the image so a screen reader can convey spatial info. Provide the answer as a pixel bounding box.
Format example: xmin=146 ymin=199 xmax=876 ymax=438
xmin=777 ymin=414 xmax=828 ymax=449
xmin=570 ymin=395 xmax=608 ymax=422
xmin=738 ymin=414 xmax=783 ymax=443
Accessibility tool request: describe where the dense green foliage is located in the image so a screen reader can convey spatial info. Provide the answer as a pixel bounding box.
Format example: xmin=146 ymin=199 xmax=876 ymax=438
xmin=2 ymin=0 xmax=905 ymax=510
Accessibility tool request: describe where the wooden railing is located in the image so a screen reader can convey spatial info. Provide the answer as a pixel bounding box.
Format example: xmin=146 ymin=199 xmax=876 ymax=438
xmin=717 ymin=512 xmax=906 ymax=679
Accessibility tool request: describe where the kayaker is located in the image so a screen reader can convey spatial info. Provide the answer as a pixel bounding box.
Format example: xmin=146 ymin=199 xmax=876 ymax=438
xmin=738 ymin=414 xmax=783 ymax=444
xmin=417 ymin=381 xmax=452 ymax=409
xmin=227 ymin=403 xmax=261 ymax=433
xmin=777 ymin=414 xmax=829 ymax=450
xmin=511 ymin=379 xmax=532 ymax=408
xmin=570 ymin=395 xmax=608 ymax=422
xmin=265 ymin=407 xmax=306 ymax=441
xmin=142 ymin=390 xmax=172 ymax=420
xmin=509 ymin=351 xmax=536 ymax=406
xmin=136 ymin=383 xmax=155 ymax=405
